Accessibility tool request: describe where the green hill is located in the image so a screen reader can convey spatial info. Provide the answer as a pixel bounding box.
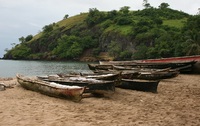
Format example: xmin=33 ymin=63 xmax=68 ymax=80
xmin=3 ymin=4 xmax=200 ymax=61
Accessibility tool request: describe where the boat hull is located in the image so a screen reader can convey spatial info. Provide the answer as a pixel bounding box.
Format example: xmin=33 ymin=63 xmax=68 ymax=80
xmin=117 ymin=79 xmax=160 ymax=93
xmin=99 ymin=55 xmax=200 ymax=73
xmin=39 ymin=76 xmax=116 ymax=96
xmin=193 ymin=61 xmax=200 ymax=73
xmin=127 ymin=71 xmax=179 ymax=80
xmin=16 ymin=74 xmax=85 ymax=102
xmin=139 ymin=55 xmax=200 ymax=63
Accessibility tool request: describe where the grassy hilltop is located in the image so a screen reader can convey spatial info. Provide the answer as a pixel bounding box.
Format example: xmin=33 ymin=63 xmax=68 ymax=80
xmin=3 ymin=3 xmax=200 ymax=61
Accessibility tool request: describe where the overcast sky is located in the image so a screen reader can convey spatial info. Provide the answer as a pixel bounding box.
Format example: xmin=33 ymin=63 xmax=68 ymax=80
xmin=0 ymin=0 xmax=200 ymax=58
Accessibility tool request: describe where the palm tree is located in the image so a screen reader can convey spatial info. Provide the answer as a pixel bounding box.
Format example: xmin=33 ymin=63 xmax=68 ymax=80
xmin=185 ymin=31 xmax=200 ymax=55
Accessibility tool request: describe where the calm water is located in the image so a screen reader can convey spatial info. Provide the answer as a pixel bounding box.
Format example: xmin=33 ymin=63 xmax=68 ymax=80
xmin=0 ymin=60 xmax=94 ymax=77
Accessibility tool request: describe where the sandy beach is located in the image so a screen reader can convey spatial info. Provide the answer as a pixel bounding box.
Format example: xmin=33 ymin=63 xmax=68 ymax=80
xmin=0 ymin=74 xmax=200 ymax=126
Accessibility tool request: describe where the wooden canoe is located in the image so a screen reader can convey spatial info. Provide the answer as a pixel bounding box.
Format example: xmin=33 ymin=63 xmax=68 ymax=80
xmin=117 ymin=79 xmax=160 ymax=93
xmin=114 ymin=69 xmax=179 ymax=80
xmin=100 ymin=55 xmax=200 ymax=73
xmin=112 ymin=65 xmax=171 ymax=72
xmin=88 ymin=64 xmax=113 ymax=71
xmin=91 ymin=68 xmax=179 ymax=80
xmin=138 ymin=55 xmax=200 ymax=63
xmin=134 ymin=70 xmax=179 ymax=80
xmin=100 ymin=55 xmax=200 ymax=64
xmin=57 ymin=72 xmax=121 ymax=81
xmin=16 ymin=74 xmax=85 ymax=102
xmin=99 ymin=61 xmax=197 ymax=69
xmin=38 ymin=75 xmax=116 ymax=96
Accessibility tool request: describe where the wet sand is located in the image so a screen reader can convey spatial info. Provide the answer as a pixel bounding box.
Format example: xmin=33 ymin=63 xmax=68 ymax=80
xmin=0 ymin=74 xmax=200 ymax=126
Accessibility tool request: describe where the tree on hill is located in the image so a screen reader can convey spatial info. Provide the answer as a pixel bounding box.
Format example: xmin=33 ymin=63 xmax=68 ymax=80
xmin=143 ymin=0 xmax=151 ymax=9
xmin=25 ymin=35 xmax=33 ymax=42
xmin=107 ymin=10 xmax=118 ymax=19
xmin=86 ymin=8 xmax=105 ymax=27
xmin=159 ymin=3 xmax=170 ymax=9
xmin=119 ymin=6 xmax=130 ymax=16
xmin=19 ymin=36 xmax=25 ymax=43
xmin=42 ymin=24 xmax=53 ymax=33
xmin=182 ymin=15 xmax=200 ymax=55
xmin=63 ymin=14 xmax=69 ymax=19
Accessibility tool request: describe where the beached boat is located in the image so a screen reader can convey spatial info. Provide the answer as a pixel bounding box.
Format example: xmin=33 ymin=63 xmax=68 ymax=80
xmin=90 ymin=64 xmax=180 ymax=80
xmin=100 ymin=55 xmax=200 ymax=64
xmin=88 ymin=64 xmax=113 ymax=71
xmin=112 ymin=65 xmax=179 ymax=79
xmin=93 ymin=69 xmax=179 ymax=80
xmin=139 ymin=55 xmax=200 ymax=63
xmin=38 ymin=75 xmax=116 ymax=96
xmin=112 ymin=65 xmax=171 ymax=72
xmin=16 ymin=74 xmax=85 ymax=102
xmin=117 ymin=69 xmax=179 ymax=80
xmin=134 ymin=70 xmax=179 ymax=80
xmin=100 ymin=55 xmax=200 ymax=73
xmin=117 ymin=79 xmax=160 ymax=93
xmin=99 ymin=61 xmax=196 ymax=69
xmin=57 ymin=72 xmax=121 ymax=81
xmin=99 ymin=61 xmax=136 ymax=65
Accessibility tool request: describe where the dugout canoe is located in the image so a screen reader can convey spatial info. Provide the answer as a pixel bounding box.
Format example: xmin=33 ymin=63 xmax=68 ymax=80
xmin=119 ymin=70 xmax=179 ymax=80
xmin=99 ymin=61 xmax=196 ymax=69
xmin=100 ymin=55 xmax=200 ymax=73
xmin=38 ymin=75 xmax=116 ymax=96
xmin=57 ymin=72 xmax=121 ymax=81
xmin=117 ymin=79 xmax=160 ymax=93
xmin=16 ymin=74 xmax=85 ymax=102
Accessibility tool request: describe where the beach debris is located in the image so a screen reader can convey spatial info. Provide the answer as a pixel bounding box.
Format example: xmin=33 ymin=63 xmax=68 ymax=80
xmin=0 ymin=83 xmax=14 ymax=91
xmin=0 ymin=83 xmax=6 ymax=91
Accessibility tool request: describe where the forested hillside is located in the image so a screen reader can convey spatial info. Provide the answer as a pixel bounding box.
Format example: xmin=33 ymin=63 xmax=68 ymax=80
xmin=3 ymin=2 xmax=200 ymax=61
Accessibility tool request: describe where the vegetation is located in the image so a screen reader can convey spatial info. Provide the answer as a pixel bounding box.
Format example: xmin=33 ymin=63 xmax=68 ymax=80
xmin=3 ymin=2 xmax=200 ymax=61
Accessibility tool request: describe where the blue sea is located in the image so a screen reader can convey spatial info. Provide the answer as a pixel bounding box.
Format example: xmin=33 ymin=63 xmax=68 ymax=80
xmin=0 ymin=60 xmax=94 ymax=77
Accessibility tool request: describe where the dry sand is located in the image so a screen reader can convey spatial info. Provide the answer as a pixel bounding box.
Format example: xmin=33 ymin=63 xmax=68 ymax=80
xmin=0 ymin=74 xmax=200 ymax=126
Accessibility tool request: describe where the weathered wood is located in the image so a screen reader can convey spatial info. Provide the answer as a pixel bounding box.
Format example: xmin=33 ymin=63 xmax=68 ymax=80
xmin=38 ymin=75 xmax=116 ymax=96
xmin=16 ymin=74 xmax=85 ymax=102
xmin=100 ymin=55 xmax=200 ymax=73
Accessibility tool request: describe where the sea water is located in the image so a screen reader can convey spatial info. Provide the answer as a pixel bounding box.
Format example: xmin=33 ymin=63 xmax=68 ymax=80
xmin=0 ymin=60 xmax=93 ymax=77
